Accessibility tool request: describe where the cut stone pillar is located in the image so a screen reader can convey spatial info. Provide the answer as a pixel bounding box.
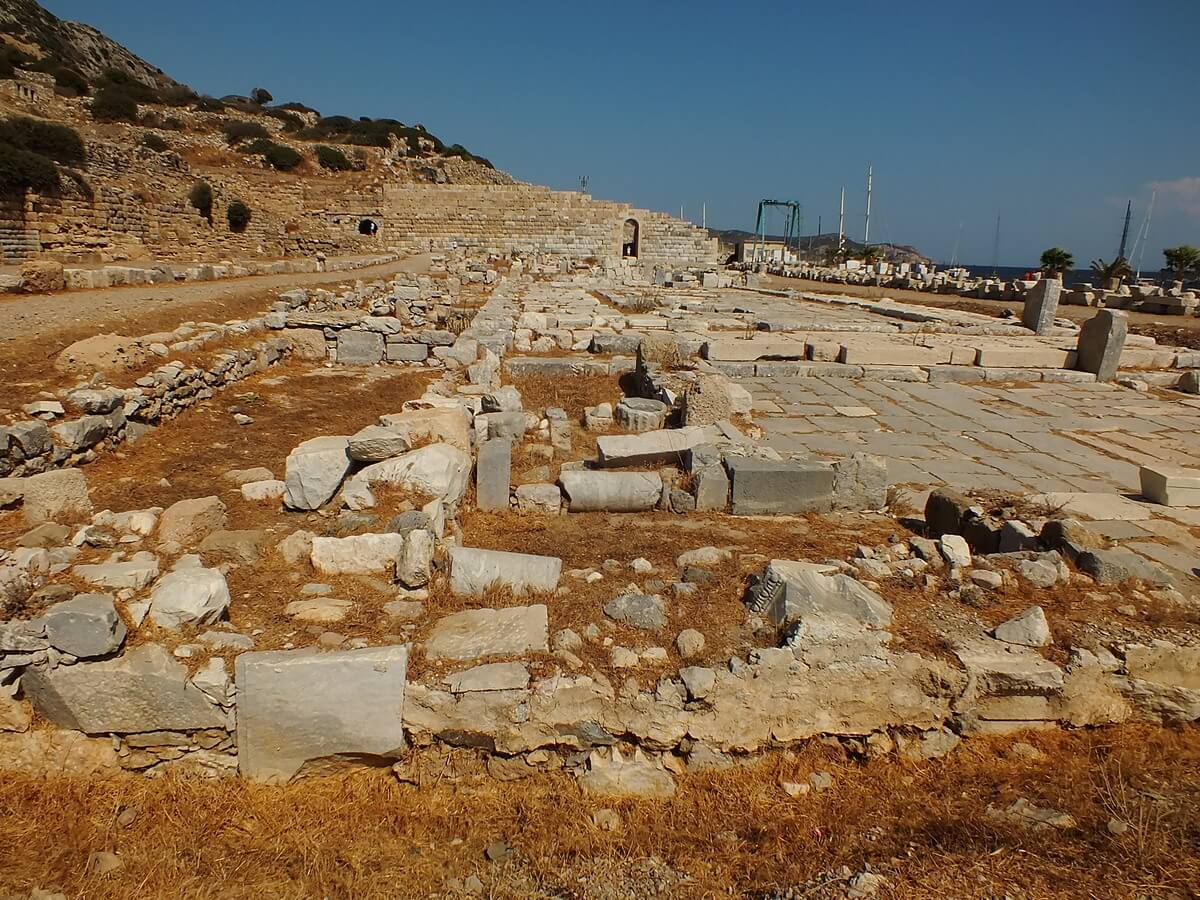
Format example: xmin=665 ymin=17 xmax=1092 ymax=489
xmin=1021 ymin=279 xmax=1062 ymax=334
xmin=1075 ymin=309 xmax=1127 ymax=382
xmin=475 ymin=439 xmax=511 ymax=511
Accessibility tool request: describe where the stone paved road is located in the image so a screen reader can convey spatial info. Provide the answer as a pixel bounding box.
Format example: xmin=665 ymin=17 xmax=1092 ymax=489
xmin=749 ymin=376 xmax=1200 ymax=580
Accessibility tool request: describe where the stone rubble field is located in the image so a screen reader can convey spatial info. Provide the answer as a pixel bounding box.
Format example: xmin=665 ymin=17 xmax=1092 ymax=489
xmin=1 ymin=254 xmax=1199 ymax=896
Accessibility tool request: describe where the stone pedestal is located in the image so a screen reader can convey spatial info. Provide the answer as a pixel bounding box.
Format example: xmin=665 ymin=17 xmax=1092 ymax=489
xmin=475 ymin=439 xmax=511 ymax=511
xmin=1076 ymin=309 xmax=1127 ymax=382
xmin=1021 ymin=279 xmax=1062 ymax=334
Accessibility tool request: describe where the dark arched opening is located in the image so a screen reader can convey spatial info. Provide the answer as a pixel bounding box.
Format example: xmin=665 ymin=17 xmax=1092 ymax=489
xmin=358 ymin=218 xmax=378 ymax=236
xmin=622 ymin=218 xmax=639 ymax=258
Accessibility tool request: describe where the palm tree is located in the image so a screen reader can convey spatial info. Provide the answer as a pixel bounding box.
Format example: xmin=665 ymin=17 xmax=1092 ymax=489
xmin=1039 ymin=247 xmax=1074 ymax=279
xmin=1090 ymin=255 xmax=1132 ymax=291
xmin=1163 ymin=246 xmax=1200 ymax=285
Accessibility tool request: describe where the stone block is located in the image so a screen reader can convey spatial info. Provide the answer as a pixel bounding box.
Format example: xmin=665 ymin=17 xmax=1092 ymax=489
xmin=1020 ymin=279 xmax=1062 ymax=334
xmin=1140 ymin=464 xmax=1200 ymax=507
xmin=514 ymin=483 xmax=562 ymax=514
xmin=1076 ymin=309 xmax=1128 ymax=382
xmin=284 ymin=436 xmax=352 ymax=510
xmin=236 ymin=644 xmax=409 ymax=783
xmin=559 ymin=470 xmax=662 ymax=512
xmin=597 ymin=426 xmax=719 ymax=467
xmin=22 ymin=643 xmax=225 ymax=734
xmin=40 ymin=593 xmax=126 ymax=658
xmin=448 ymin=547 xmax=561 ymax=596
xmin=311 ymin=533 xmax=407 ymax=575
xmin=385 ymin=342 xmax=429 ymax=363
xmin=725 ymin=457 xmax=835 ymax=515
xmin=693 ymin=464 xmax=729 ymax=511
xmin=347 ymin=426 xmax=410 ymax=463
xmin=424 ymin=604 xmax=549 ymax=660
xmin=336 ymin=331 xmax=384 ymax=365
xmin=476 ymin=439 xmax=511 ymax=510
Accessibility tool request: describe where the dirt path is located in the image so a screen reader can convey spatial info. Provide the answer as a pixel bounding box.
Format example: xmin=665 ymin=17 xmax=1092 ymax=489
xmin=0 ymin=254 xmax=431 ymax=403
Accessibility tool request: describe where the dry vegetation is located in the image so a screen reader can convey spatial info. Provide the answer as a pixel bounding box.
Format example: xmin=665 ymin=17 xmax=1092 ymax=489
xmin=1 ymin=725 xmax=1196 ymax=898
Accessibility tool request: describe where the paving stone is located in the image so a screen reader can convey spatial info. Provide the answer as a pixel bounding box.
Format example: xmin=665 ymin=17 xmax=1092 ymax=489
xmin=424 ymin=605 xmax=549 ymax=660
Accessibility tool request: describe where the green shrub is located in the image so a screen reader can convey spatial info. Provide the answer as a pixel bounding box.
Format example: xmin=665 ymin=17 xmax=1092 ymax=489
xmin=278 ymin=101 xmax=320 ymax=115
xmin=162 ymin=115 xmax=185 ymax=131
xmin=160 ymin=85 xmax=198 ymax=107
xmin=0 ymin=141 xmax=61 ymax=195
xmin=0 ymin=44 xmax=30 ymax=79
xmin=315 ymin=145 xmax=352 ymax=171
xmin=0 ymin=118 xmax=85 ymax=165
xmin=227 ymin=199 xmax=251 ymax=232
xmin=141 ymin=132 xmax=169 ymax=152
xmin=250 ymin=87 xmax=273 ymax=105
xmin=261 ymin=141 xmax=303 ymax=171
xmin=188 ymin=180 xmax=213 ymax=220
xmin=90 ymin=86 xmax=139 ymax=122
xmin=264 ymin=108 xmax=304 ymax=131
xmin=222 ymin=119 xmax=270 ymax=145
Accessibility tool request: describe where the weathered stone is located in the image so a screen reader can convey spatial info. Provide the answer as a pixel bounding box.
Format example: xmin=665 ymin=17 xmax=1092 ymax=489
xmin=924 ymin=487 xmax=969 ymax=537
xmin=1139 ymin=464 xmax=1200 ymax=507
xmin=444 ymin=662 xmax=530 ymax=693
xmin=993 ymin=606 xmax=1052 ymax=647
xmin=21 ymin=643 xmax=225 ymax=733
xmin=675 ymin=628 xmax=705 ymax=659
xmin=476 ymin=439 xmax=511 ymax=511
xmin=378 ymin=406 xmax=471 ymax=451
xmin=424 ymin=605 xmax=549 ymax=660
xmin=73 ymin=551 xmax=160 ymax=591
xmin=726 ymin=457 xmax=834 ymax=515
xmin=41 ymin=593 xmax=126 ymax=658
xmin=448 ymin=547 xmax=562 ymax=596
xmin=1077 ymin=547 xmax=1173 ymax=585
xmin=679 ymin=666 xmax=716 ymax=700
xmin=236 ymin=644 xmax=409 ymax=782
xmin=1076 ymin=309 xmax=1127 ymax=381
xmin=51 ymin=415 xmax=111 ymax=452
xmin=199 ymin=529 xmax=267 ymax=564
xmin=597 ymin=426 xmax=718 ymax=467
xmin=559 ymin=470 xmax=662 ymax=512
xmin=514 ymin=483 xmax=561 ymax=514
xmin=347 ymin=443 xmax=472 ymax=507
xmin=1020 ymin=279 xmax=1062 ymax=334
xmin=158 ymin=496 xmax=227 ymax=547
xmin=603 ymin=593 xmax=667 ymax=630
xmin=578 ymin=748 xmax=676 ymax=798
xmin=17 ymin=522 xmax=72 ymax=548
xmin=614 ymin=398 xmax=667 ymax=432
xmin=285 ymin=597 xmax=353 ymax=623
xmin=693 ymin=464 xmax=730 ymax=511
xmin=311 ymin=533 xmax=407 ymax=575
xmin=0 ymin=469 xmax=92 ymax=524
xmin=397 ymin=529 xmax=434 ymax=589
xmin=148 ymin=567 xmax=231 ymax=629
xmin=284 ymin=436 xmax=352 ymax=511
xmin=336 ymin=330 xmax=384 ymax=365
xmin=747 ymin=559 xmax=892 ymax=629
xmin=346 ymin=426 xmax=411 ymax=463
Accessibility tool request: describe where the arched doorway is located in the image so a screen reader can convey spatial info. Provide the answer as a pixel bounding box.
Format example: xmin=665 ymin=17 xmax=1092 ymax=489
xmin=622 ymin=218 xmax=639 ymax=258
xmin=358 ymin=218 xmax=379 ymax=236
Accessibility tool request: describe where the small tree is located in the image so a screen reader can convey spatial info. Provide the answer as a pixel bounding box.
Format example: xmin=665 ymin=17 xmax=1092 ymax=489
xmin=1163 ymin=246 xmax=1200 ymax=284
xmin=141 ymin=132 xmax=169 ymax=152
xmin=1090 ymin=256 xmax=1131 ymax=291
xmin=90 ymin=86 xmax=139 ymax=123
xmin=227 ymin=199 xmax=251 ymax=232
xmin=261 ymin=142 xmax=303 ymax=171
xmin=250 ymin=87 xmax=274 ymax=105
xmin=188 ymin=180 xmax=213 ymax=222
xmin=1039 ymin=247 xmax=1074 ymax=279
xmin=223 ymin=119 xmax=270 ymax=145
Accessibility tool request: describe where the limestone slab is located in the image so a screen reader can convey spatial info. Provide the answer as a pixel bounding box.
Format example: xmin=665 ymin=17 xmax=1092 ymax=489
xmin=424 ymin=605 xmax=549 ymax=660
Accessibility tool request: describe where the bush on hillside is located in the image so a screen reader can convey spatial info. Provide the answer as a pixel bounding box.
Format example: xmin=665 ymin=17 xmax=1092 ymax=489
xmin=277 ymin=101 xmax=320 ymax=115
xmin=261 ymin=141 xmax=303 ymax=171
xmin=188 ymin=180 xmax=213 ymax=220
xmin=0 ymin=141 xmax=61 ymax=195
xmin=141 ymin=132 xmax=169 ymax=152
xmin=0 ymin=118 xmax=85 ymax=165
xmin=264 ymin=108 xmax=304 ymax=132
xmin=0 ymin=44 xmax=30 ymax=79
xmin=162 ymin=115 xmax=185 ymax=131
xmin=315 ymin=145 xmax=352 ymax=171
xmin=160 ymin=85 xmax=199 ymax=107
xmin=90 ymin=85 xmax=139 ymax=122
xmin=250 ymin=87 xmax=273 ymax=105
xmin=193 ymin=95 xmax=226 ymax=112
xmin=223 ymin=119 xmax=270 ymax=145
xmin=227 ymin=199 xmax=252 ymax=232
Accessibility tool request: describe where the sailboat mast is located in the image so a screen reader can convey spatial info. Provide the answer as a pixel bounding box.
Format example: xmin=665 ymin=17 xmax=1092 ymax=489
xmin=1117 ymin=200 xmax=1131 ymax=259
xmin=864 ymin=164 xmax=873 ymax=244
xmin=991 ymin=214 xmax=1000 ymax=276
xmin=1134 ymin=190 xmax=1156 ymax=279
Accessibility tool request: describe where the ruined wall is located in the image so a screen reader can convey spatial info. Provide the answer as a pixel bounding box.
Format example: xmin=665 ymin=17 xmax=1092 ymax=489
xmin=380 ymin=184 xmax=718 ymax=267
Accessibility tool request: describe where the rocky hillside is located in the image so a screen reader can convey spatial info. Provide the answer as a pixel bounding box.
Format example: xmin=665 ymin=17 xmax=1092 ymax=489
xmin=0 ymin=0 xmax=176 ymax=88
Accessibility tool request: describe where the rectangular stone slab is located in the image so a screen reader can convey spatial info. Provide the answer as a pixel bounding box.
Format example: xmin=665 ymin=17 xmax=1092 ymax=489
xmin=726 ymin=457 xmax=835 ymax=515
xmin=1140 ymin=464 xmax=1200 ymax=507
xmin=235 ymin=644 xmax=409 ymax=783
xmin=424 ymin=605 xmax=550 ymax=660
xmin=597 ymin=426 xmax=719 ymax=468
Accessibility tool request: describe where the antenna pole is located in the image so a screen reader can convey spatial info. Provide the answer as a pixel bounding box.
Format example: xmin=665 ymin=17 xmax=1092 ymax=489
xmin=864 ymin=164 xmax=873 ymax=244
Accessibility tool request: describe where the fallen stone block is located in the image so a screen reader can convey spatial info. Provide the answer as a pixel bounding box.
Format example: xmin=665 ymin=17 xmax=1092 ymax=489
xmin=336 ymin=330 xmax=384 ymax=365
xmin=1139 ymin=464 xmax=1200 ymax=507
xmin=22 ymin=643 xmax=225 ymax=734
xmin=73 ymin=552 xmax=160 ymax=591
xmin=475 ymin=439 xmax=511 ymax=511
xmin=448 ymin=547 xmax=561 ymax=596
xmin=725 ymin=457 xmax=834 ymax=515
xmin=157 ymin=496 xmax=227 ymax=546
xmin=424 ymin=605 xmax=549 ymax=660
xmin=311 ymin=533 xmax=407 ymax=575
xmin=40 ymin=593 xmax=126 ymax=658
xmin=347 ymin=425 xmax=411 ymax=463
xmin=746 ymin=559 xmax=892 ymax=628
xmin=0 ymin=469 xmax=92 ymax=524
xmin=236 ymin=644 xmax=409 ymax=783
xmin=559 ymin=470 xmax=662 ymax=512
xmin=148 ymin=566 xmax=231 ymax=629
xmin=597 ymin=426 xmax=719 ymax=468
xmin=284 ymin=436 xmax=352 ymax=511
xmin=444 ymin=661 xmax=530 ymax=693
xmin=346 ymin=443 xmax=472 ymax=508
xmin=514 ymin=483 xmax=561 ymax=514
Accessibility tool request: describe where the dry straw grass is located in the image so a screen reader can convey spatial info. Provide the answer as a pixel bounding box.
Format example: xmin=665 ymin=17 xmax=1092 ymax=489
xmin=0 ymin=726 xmax=1196 ymax=898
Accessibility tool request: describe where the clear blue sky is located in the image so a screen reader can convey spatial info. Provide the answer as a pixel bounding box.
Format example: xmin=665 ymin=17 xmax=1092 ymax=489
xmin=44 ymin=0 xmax=1200 ymax=267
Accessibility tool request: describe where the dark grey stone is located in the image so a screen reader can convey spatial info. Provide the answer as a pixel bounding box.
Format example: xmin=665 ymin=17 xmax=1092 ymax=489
xmin=1076 ymin=309 xmax=1128 ymax=382
xmin=336 ymin=331 xmax=384 ymax=365
xmin=476 ymin=439 xmax=511 ymax=511
xmin=725 ymin=457 xmax=835 ymax=515
xmin=1020 ymin=279 xmax=1062 ymax=334
xmin=603 ymin=593 xmax=667 ymax=630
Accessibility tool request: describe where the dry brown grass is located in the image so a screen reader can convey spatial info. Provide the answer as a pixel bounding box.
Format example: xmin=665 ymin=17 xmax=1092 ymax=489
xmin=0 ymin=725 xmax=1196 ymax=899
